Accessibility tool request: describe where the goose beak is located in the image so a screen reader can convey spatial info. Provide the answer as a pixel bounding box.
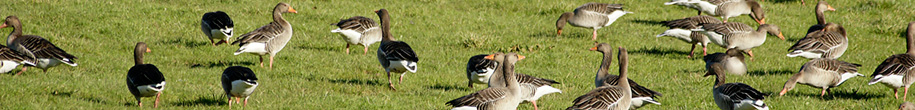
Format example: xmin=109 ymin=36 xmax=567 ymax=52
xmin=755 ymin=18 xmax=766 ymax=24
xmin=146 ymin=48 xmax=152 ymax=53
xmin=288 ymin=7 xmax=298 ymax=13
xmin=517 ymin=55 xmax=525 ymax=60
xmin=779 ymin=88 xmax=788 ymax=96
xmin=484 ymin=54 xmax=495 ymax=60
xmin=589 ymin=47 xmax=598 ymax=51
xmin=557 ymin=29 xmax=563 ymax=36
xmin=0 ymin=23 xmax=7 ymax=28
xmin=826 ymin=5 xmax=836 ymax=11
xmin=777 ymin=33 xmax=785 ymax=40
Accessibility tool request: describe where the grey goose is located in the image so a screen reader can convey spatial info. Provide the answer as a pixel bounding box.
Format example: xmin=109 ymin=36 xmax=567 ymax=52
xmin=705 ymin=48 xmax=747 ymax=75
xmin=231 ymin=2 xmax=298 ymax=69
xmin=375 ymin=9 xmax=419 ymax=90
xmin=868 ymin=22 xmax=915 ymax=100
xmin=0 ymin=16 xmax=77 ymax=74
xmin=780 ymin=58 xmax=862 ymax=97
xmin=665 ymin=0 xmax=766 ymax=24
xmin=126 ymin=42 xmax=165 ymax=108
xmin=0 ymin=45 xmax=35 ymax=74
xmin=657 ymin=15 xmax=723 ymax=58
xmin=787 ymin=23 xmax=847 ymax=59
xmin=590 ymin=43 xmax=663 ymax=109
xmin=693 ymin=22 xmax=784 ymax=58
xmin=556 ymin=2 xmax=633 ymax=40
xmin=332 ymin=16 xmax=382 ymax=55
xmin=448 ymin=53 xmax=526 ymax=110
xmin=567 ymin=47 xmax=633 ymax=110
xmin=465 ymin=53 xmax=561 ymax=110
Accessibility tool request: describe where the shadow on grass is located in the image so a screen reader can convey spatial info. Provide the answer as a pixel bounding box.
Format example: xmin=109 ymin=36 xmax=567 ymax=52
xmin=630 ymin=47 xmax=692 ymax=58
xmin=172 ymin=95 xmax=225 ymax=106
xmin=785 ymin=37 xmax=803 ymax=43
xmin=631 ymin=19 xmax=665 ymax=26
xmin=747 ymin=69 xmax=795 ymax=76
xmin=767 ymin=0 xmax=804 ymax=4
xmin=426 ymin=84 xmax=470 ymax=91
xmin=528 ymin=30 xmax=588 ymax=39
xmin=328 ymin=78 xmax=384 ymax=86
xmin=190 ymin=61 xmax=255 ymax=68
xmin=295 ymin=45 xmax=338 ymax=52
xmin=158 ymin=38 xmax=209 ymax=48
xmin=781 ymin=89 xmax=884 ymax=100
xmin=49 ymin=90 xmax=113 ymax=105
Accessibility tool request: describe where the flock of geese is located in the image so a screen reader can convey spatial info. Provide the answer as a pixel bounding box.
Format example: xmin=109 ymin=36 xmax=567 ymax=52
xmin=1 ymin=0 xmax=914 ymax=109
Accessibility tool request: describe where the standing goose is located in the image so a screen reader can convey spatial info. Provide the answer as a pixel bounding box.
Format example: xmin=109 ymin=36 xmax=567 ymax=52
xmin=201 ymin=11 xmax=235 ymax=46
xmin=0 ymin=45 xmax=35 ymax=74
xmin=666 ymin=0 xmax=766 ymax=24
xmin=375 ymin=9 xmax=419 ymax=90
xmin=447 ymin=53 xmax=526 ymax=110
xmin=126 ymin=42 xmax=165 ymax=108
xmin=556 ymin=3 xmax=633 ymax=40
xmin=589 ymin=43 xmax=663 ymax=109
xmin=222 ymin=66 xmax=259 ymax=106
xmin=657 ymin=15 xmax=723 ymax=57
xmin=787 ymin=23 xmax=847 ymax=59
xmin=465 ymin=53 xmax=561 ymax=110
xmin=705 ymin=48 xmax=747 ymax=75
xmin=231 ymin=2 xmax=297 ymax=68
xmin=868 ymin=22 xmax=915 ymax=100
xmin=331 ymin=16 xmax=382 ymax=55
xmin=704 ymin=64 xmax=769 ymax=110
xmin=568 ymin=47 xmax=632 ymax=110
xmin=780 ymin=58 xmax=863 ymax=96
xmin=693 ymin=22 xmax=785 ymax=58
xmin=0 ymin=16 xmax=77 ymax=73
xmin=805 ymin=1 xmax=839 ymax=35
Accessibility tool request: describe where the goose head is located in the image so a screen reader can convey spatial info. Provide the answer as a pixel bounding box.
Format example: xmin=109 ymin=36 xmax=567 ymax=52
xmin=556 ymin=12 xmax=574 ymax=36
xmin=274 ymin=2 xmax=298 ymax=14
xmin=758 ymin=24 xmax=785 ymax=40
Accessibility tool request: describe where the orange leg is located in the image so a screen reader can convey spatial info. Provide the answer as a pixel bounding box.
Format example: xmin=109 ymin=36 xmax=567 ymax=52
xmin=363 ymin=47 xmax=369 ymax=55
xmin=591 ymin=29 xmax=598 ymax=40
xmin=154 ymin=93 xmax=160 ymax=108
xmin=387 ymin=70 xmax=397 ymax=90
xmin=345 ymin=44 xmax=351 ymax=54
xmin=532 ymin=100 xmax=540 ymax=110
xmin=258 ymin=56 xmax=264 ymax=67
xmin=269 ymin=56 xmax=275 ymax=69
xmin=228 ymin=96 xmax=233 ymax=106
xmin=243 ymin=98 xmax=248 ymax=107
xmin=895 ymin=88 xmax=900 ymax=99
xmin=15 ymin=67 xmax=27 ymax=75
xmin=688 ymin=43 xmax=697 ymax=58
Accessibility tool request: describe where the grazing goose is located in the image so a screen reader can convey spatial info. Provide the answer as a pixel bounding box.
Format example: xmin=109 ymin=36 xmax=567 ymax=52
xmin=556 ymin=2 xmax=633 ymax=40
xmin=780 ymin=58 xmax=863 ymax=96
xmin=0 ymin=16 xmax=77 ymax=74
xmin=704 ymin=64 xmax=769 ymax=110
xmin=331 ymin=16 xmax=382 ymax=55
xmin=805 ymin=1 xmax=840 ymax=35
xmin=787 ymin=23 xmax=847 ymax=59
xmin=665 ymin=0 xmax=766 ymax=24
xmin=126 ymin=42 xmax=165 ymax=108
xmin=231 ymin=3 xmax=297 ymax=68
xmin=465 ymin=53 xmax=561 ymax=110
xmin=868 ymin=22 xmax=915 ymax=100
xmin=590 ymin=43 xmax=663 ymax=109
xmin=222 ymin=66 xmax=259 ymax=106
xmin=447 ymin=53 xmax=526 ymax=110
xmin=0 ymin=45 xmax=35 ymax=74
xmin=568 ymin=47 xmax=632 ymax=110
xmin=201 ymin=11 xmax=235 ymax=46
xmin=693 ymin=22 xmax=784 ymax=58
xmin=705 ymin=48 xmax=747 ymax=75
xmin=657 ymin=15 xmax=723 ymax=57
xmin=375 ymin=9 xmax=419 ymax=90
xmin=903 ymin=102 xmax=915 ymax=110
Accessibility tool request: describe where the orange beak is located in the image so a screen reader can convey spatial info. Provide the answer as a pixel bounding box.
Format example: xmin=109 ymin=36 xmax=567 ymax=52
xmin=755 ymin=18 xmax=766 ymax=24
xmin=0 ymin=23 xmax=7 ymax=28
xmin=146 ymin=48 xmax=152 ymax=53
xmin=589 ymin=46 xmax=598 ymax=51
xmin=288 ymin=7 xmax=298 ymax=13
xmin=826 ymin=5 xmax=836 ymax=11
xmin=517 ymin=55 xmax=526 ymax=60
xmin=779 ymin=88 xmax=788 ymax=96
xmin=557 ymin=29 xmax=563 ymax=36
xmin=484 ymin=54 xmax=495 ymax=60
xmin=777 ymin=32 xmax=785 ymax=40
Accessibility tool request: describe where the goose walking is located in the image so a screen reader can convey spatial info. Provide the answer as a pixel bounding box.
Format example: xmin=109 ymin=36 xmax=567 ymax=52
xmin=556 ymin=3 xmax=633 ymax=40
xmin=780 ymin=58 xmax=863 ymax=96
xmin=465 ymin=53 xmax=561 ymax=110
xmin=222 ymin=66 xmax=259 ymax=106
xmin=375 ymin=9 xmax=419 ymax=90
xmin=447 ymin=53 xmax=526 ymax=110
xmin=0 ymin=16 xmax=77 ymax=74
xmin=589 ymin=43 xmax=663 ymax=109
xmin=0 ymin=45 xmax=35 ymax=74
xmin=201 ymin=11 xmax=235 ymax=46
xmin=704 ymin=64 xmax=769 ymax=110
xmin=331 ymin=16 xmax=382 ymax=55
xmin=705 ymin=48 xmax=747 ymax=75
xmin=126 ymin=42 xmax=165 ymax=108
xmin=868 ymin=22 xmax=915 ymax=100
xmin=787 ymin=23 xmax=847 ymax=59
xmin=664 ymin=0 xmax=766 ymax=24
xmin=231 ymin=3 xmax=297 ymax=68
xmin=693 ymin=22 xmax=784 ymax=58
xmin=657 ymin=15 xmax=723 ymax=57
xmin=568 ymin=47 xmax=632 ymax=110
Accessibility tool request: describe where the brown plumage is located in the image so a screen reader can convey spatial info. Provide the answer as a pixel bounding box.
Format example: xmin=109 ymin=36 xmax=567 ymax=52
xmin=658 ymin=15 xmax=723 ymax=57
xmin=868 ymin=22 xmax=915 ymax=100
xmin=788 ymin=23 xmax=848 ymax=59
xmin=556 ymin=2 xmax=632 ymax=40
xmin=331 ymin=16 xmax=382 ymax=55
xmin=568 ymin=47 xmax=631 ymax=110
xmin=780 ymin=58 xmax=863 ymax=96
xmin=231 ymin=2 xmax=297 ymax=69
xmin=0 ymin=16 xmax=77 ymax=74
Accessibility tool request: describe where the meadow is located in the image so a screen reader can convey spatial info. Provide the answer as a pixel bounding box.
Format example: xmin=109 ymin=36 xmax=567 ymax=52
xmin=1 ymin=0 xmax=914 ymax=109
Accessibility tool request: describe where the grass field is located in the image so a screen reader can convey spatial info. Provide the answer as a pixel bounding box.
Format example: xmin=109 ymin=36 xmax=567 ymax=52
xmin=1 ymin=0 xmax=914 ymax=109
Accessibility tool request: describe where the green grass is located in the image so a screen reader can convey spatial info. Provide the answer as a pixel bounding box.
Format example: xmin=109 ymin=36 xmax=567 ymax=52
xmin=0 ymin=0 xmax=913 ymax=109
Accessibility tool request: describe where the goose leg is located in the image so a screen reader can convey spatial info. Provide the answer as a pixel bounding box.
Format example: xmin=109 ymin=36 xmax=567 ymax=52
xmin=136 ymin=97 xmax=142 ymax=107
xmin=363 ymin=47 xmax=369 ymax=55
xmin=398 ymin=73 xmax=406 ymax=84
xmin=269 ymin=56 xmax=275 ymax=69
xmin=820 ymin=87 xmax=827 ymax=97
xmin=15 ymin=67 xmax=27 ymax=75
xmin=697 ymin=11 xmax=702 ymax=15
xmin=688 ymin=43 xmax=697 ymax=58
xmin=210 ymin=39 xmax=216 ymax=46
xmin=345 ymin=44 xmax=351 ymax=54
xmin=468 ymin=81 xmax=474 ymax=88
xmin=532 ymin=100 xmax=540 ymax=110
xmin=906 ymin=86 xmax=911 ymax=100
xmin=258 ymin=56 xmax=264 ymax=67
xmin=387 ymin=70 xmax=397 ymax=90
xmin=215 ymin=40 xmax=227 ymax=45
xmin=702 ymin=45 xmax=708 ymax=55
xmin=895 ymin=88 xmax=900 ymax=99
xmin=592 ymin=29 xmax=598 ymax=40
xmin=236 ymin=97 xmax=240 ymax=104
xmin=154 ymin=93 xmax=160 ymax=108
xmin=228 ymin=96 xmax=233 ymax=106
xmin=244 ymin=97 xmax=248 ymax=107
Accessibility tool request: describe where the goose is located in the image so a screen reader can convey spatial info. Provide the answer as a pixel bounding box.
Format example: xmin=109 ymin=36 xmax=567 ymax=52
xmin=568 ymin=47 xmax=633 ymax=110
xmin=331 ymin=16 xmax=382 ymax=55
xmin=201 ymin=11 xmax=235 ymax=46
xmin=589 ymin=43 xmax=663 ymax=109
xmin=222 ymin=66 xmax=259 ymax=106
xmin=657 ymin=15 xmax=723 ymax=57
xmin=126 ymin=42 xmax=165 ymax=108
xmin=804 ymin=1 xmax=840 ymax=35
xmin=868 ymin=22 xmax=915 ymax=100
xmin=465 ymin=53 xmax=561 ymax=110
xmin=780 ymin=58 xmax=863 ymax=96
xmin=902 ymin=102 xmax=915 ymax=110
xmin=0 ymin=16 xmax=77 ymax=74
xmin=787 ymin=23 xmax=847 ymax=59
xmin=556 ymin=2 xmax=633 ymax=40
xmin=447 ymin=53 xmax=526 ymax=110
xmin=665 ymin=0 xmax=766 ymax=24
xmin=375 ymin=9 xmax=419 ymax=90
xmin=693 ymin=22 xmax=784 ymax=58
xmin=0 ymin=45 xmax=35 ymax=74
xmin=703 ymin=63 xmax=769 ymax=110
xmin=231 ymin=2 xmax=297 ymax=69
xmin=705 ymin=48 xmax=747 ymax=75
